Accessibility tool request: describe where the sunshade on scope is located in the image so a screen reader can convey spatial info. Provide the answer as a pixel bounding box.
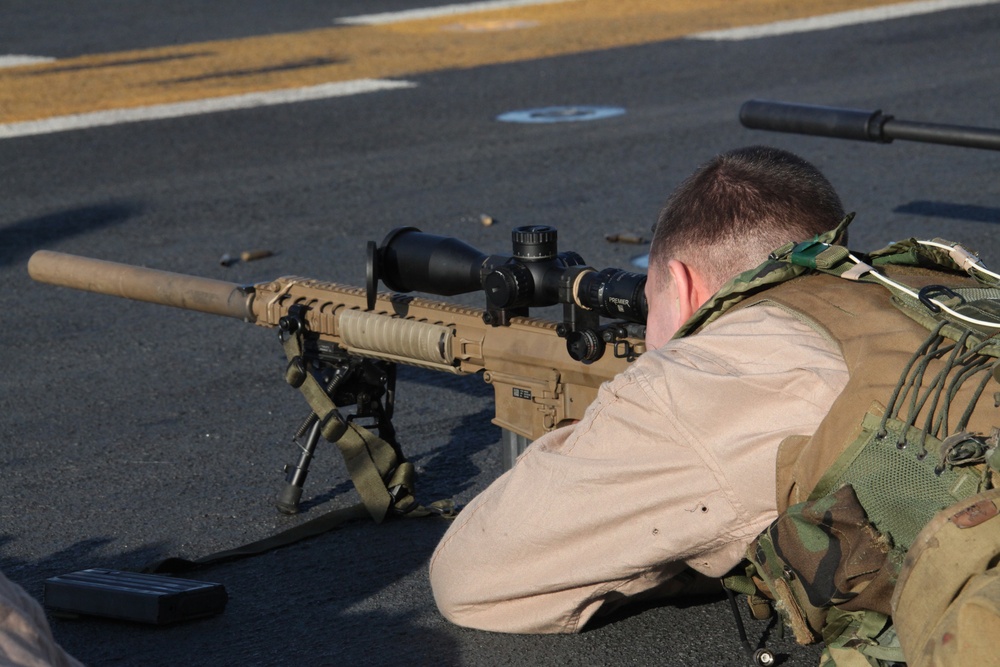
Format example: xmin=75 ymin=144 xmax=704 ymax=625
xmin=367 ymin=225 xmax=647 ymax=327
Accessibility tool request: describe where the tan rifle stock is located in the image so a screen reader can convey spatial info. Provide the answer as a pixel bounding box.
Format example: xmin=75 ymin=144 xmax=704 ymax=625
xmin=28 ymin=250 xmax=643 ymax=443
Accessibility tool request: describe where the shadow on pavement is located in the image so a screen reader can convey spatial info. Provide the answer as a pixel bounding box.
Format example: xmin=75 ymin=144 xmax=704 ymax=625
xmin=0 ymin=203 xmax=141 ymax=268
xmin=894 ymin=200 xmax=1000 ymax=223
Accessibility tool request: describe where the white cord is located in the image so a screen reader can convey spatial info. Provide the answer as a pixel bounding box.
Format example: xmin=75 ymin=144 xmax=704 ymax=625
xmin=916 ymin=239 xmax=1000 ymax=282
xmin=846 ymin=253 xmax=1000 ymax=330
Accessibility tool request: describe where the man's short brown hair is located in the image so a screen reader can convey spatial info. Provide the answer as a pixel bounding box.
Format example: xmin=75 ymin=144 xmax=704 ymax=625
xmin=649 ymin=146 xmax=845 ymax=290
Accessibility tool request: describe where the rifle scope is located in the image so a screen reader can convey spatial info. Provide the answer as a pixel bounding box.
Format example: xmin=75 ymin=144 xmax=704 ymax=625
xmin=370 ymin=225 xmax=647 ymax=326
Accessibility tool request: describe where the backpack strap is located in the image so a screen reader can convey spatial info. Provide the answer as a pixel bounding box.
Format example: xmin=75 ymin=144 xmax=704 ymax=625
xmin=674 ymin=214 xmax=853 ymax=339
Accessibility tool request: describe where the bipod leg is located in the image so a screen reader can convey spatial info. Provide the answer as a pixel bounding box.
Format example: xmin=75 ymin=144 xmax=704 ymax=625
xmin=276 ymin=418 xmax=323 ymax=515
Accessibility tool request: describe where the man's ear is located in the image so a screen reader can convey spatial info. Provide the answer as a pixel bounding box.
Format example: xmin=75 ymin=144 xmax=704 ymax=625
xmin=666 ymin=259 xmax=712 ymax=324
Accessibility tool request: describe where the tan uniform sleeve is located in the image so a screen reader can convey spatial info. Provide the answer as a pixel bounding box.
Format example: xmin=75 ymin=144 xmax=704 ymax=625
xmin=429 ymin=304 xmax=849 ymax=633
xmin=0 ymin=571 xmax=84 ymax=667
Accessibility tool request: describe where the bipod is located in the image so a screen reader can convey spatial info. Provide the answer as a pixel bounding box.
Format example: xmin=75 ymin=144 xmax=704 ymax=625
xmin=275 ymin=330 xmax=399 ymax=515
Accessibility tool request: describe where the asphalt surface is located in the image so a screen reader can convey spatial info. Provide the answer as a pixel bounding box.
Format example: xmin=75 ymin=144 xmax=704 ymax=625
xmin=2 ymin=2 xmax=1000 ymax=666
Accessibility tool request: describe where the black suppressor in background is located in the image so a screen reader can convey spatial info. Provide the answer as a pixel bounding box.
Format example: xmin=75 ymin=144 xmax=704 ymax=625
xmin=740 ymin=99 xmax=1000 ymax=151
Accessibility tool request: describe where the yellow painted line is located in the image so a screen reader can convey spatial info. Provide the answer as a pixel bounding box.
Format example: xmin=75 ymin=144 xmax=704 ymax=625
xmin=337 ymin=0 xmax=578 ymax=24
xmin=0 ymin=80 xmax=418 ymax=139
xmin=689 ymin=0 xmax=1000 ymax=39
xmin=0 ymin=0 xmax=957 ymax=126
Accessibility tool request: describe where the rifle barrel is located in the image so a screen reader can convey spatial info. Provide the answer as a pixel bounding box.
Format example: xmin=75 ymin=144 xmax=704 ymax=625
xmin=27 ymin=250 xmax=256 ymax=321
xmin=740 ymin=99 xmax=1000 ymax=151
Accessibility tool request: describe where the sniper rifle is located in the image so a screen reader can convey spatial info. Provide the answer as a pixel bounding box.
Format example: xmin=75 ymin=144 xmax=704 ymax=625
xmin=28 ymin=225 xmax=647 ymax=517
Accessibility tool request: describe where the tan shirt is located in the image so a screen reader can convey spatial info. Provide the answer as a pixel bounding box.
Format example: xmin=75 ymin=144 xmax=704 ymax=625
xmin=0 ymin=571 xmax=83 ymax=667
xmin=429 ymin=303 xmax=850 ymax=633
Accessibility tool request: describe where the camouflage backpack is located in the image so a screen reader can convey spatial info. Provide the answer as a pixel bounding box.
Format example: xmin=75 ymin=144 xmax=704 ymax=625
xmin=689 ymin=219 xmax=1000 ymax=666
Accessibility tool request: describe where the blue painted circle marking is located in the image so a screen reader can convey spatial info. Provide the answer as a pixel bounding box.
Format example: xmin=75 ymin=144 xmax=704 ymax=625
xmin=496 ymin=106 xmax=626 ymax=124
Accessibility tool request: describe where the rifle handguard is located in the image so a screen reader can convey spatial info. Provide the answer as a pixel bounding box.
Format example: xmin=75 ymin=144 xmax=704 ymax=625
xmin=339 ymin=309 xmax=456 ymax=371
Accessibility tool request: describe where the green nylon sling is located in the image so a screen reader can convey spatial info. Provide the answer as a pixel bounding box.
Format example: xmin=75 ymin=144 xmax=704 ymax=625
xmin=146 ymin=324 xmax=454 ymax=574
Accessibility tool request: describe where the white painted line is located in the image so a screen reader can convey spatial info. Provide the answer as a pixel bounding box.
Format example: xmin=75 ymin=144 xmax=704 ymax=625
xmin=690 ymin=0 xmax=1000 ymax=40
xmin=0 ymin=55 xmax=56 ymax=68
xmin=0 ymin=78 xmax=417 ymax=140
xmin=338 ymin=0 xmax=576 ymax=26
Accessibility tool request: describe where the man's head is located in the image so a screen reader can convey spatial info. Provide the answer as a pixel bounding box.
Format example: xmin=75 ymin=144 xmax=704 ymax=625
xmin=644 ymin=146 xmax=845 ymax=348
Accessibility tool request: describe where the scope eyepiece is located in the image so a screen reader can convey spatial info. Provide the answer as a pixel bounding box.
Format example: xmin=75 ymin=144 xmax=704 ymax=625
xmin=575 ymin=268 xmax=647 ymax=324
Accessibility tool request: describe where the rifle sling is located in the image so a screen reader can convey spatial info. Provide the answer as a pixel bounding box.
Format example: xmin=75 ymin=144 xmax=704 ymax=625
xmin=146 ymin=502 xmax=371 ymax=573
xmin=143 ymin=330 xmax=455 ymax=574
xmin=145 ymin=495 xmax=455 ymax=575
xmin=280 ymin=329 xmax=417 ymax=522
